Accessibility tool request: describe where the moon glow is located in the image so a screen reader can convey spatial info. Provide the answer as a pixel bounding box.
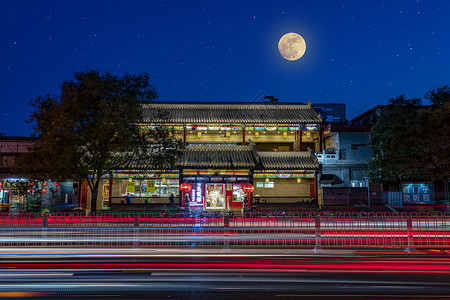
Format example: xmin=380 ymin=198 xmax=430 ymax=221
xmin=278 ymin=32 xmax=306 ymax=61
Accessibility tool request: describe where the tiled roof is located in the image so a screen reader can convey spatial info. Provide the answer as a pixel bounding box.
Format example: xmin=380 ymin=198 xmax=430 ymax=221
xmin=258 ymin=151 xmax=320 ymax=170
xmin=142 ymin=103 xmax=322 ymax=124
xmin=178 ymin=146 xmax=256 ymax=169
xmin=119 ymin=146 xmax=319 ymax=171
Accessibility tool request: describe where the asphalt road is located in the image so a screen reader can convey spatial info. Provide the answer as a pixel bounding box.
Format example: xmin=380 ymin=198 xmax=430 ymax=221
xmin=0 ymin=248 xmax=450 ymax=299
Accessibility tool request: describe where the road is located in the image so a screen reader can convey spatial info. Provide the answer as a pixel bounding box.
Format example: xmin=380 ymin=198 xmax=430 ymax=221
xmin=1 ymin=248 xmax=450 ymax=299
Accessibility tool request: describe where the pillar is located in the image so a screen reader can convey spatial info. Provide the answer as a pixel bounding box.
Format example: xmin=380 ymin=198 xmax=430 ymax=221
xmin=183 ymin=126 xmax=187 ymax=145
xmin=108 ymin=171 xmax=113 ymax=207
xmin=248 ymin=170 xmax=254 ymax=208
xmin=298 ymin=130 xmax=302 ymax=152
xmin=318 ymin=128 xmax=323 ymax=153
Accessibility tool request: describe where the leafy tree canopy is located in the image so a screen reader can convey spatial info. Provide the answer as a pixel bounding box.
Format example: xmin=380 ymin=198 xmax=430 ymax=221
xmin=20 ymin=71 xmax=183 ymax=211
xmin=424 ymin=85 xmax=450 ymax=106
xmin=367 ymin=86 xmax=450 ymax=183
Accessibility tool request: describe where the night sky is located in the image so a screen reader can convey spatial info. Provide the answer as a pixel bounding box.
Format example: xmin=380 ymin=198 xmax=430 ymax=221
xmin=2 ymin=0 xmax=449 ymax=136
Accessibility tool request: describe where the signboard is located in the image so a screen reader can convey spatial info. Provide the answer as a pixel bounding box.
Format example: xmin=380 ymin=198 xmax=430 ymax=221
xmin=2 ymin=181 xmax=28 ymax=190
xmin=190 ymin=183 xmax=204 ymax=206
xmin=126 ymin=181 xmax=135 ymax=193
xmin=147 ymin=181 xmax=156 ymax=193
xmin=402 ymin=183 xmax=434 ymax=204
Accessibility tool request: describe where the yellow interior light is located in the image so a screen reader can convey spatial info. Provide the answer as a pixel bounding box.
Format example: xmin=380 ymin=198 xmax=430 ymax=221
xmin=283 ymin=132 xmax=287 ymax=137
xmin=197 ymin=132 xmax=202 ymax=137
xmin=265 ymin=178 xmax=270 ymax=183
xmin=255 ymin=132 xmax=259 ymax=137
xmin=297 ymin=178 xmax=302 ymax=183
xmin=226 ymin=131 xmax=231 ymax=137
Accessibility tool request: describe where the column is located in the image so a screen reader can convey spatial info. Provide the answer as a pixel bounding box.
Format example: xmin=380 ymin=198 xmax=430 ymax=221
xmin=108 ymin=171 xmax=113 ymax=207
xmin=318 ymin=128 xmax=323 ymax=153
xmin=249 ymin=170 xmax=254 ymax=208
xmin=298 ymin=130 xmax=302 ymax=152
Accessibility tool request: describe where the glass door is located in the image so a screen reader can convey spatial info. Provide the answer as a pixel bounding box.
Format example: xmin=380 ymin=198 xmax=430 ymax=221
xmin=205 ymin=183 xmax=225 ymax=209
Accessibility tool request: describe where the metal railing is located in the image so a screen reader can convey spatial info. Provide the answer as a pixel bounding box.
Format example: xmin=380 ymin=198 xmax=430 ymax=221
xmin=0 ymin=211 xmax=449 ymax=249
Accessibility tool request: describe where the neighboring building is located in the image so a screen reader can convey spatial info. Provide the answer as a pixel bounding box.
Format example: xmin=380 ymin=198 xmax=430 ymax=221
xmin=350 ymin=105 xmax=384 ymax=126
xmin=314 ymin=106 xmax=373 ymax=207
xmin=312 ymin=103 xmax=346 ymax=124
xmin=317 ymin=124 xmax=371 ymax=188
xmin=350 ymin=105 xmax=449 ymax=210
xmin=92 ymin=101 xmax=323 ymax=211
xmin=0 ymin=136 xmax=78 ymax=212
xmin=0 ymin=136 xmax=37 ymax=211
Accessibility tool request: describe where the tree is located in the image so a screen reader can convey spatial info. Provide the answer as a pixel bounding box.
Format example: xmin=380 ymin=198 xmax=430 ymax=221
xmin=21 ymin=71 xmax=183 ymax=211
xmin=367 ymin=89 xmax=450 ymax=183
xmin=425 ymin=85 xmax=450 ymax=106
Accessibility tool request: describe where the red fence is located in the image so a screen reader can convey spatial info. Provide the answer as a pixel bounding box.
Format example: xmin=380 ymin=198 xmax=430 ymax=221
xmin=0 ymin=211 xmax=449 ymax=249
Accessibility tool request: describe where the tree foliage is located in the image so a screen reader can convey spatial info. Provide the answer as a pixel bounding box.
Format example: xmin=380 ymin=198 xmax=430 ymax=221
xmin=424 ymin=85 xmax=450 ymax=106
xmin=20 ymin=71 xmax=183 ymax=211
xmin=368 ymin=87 xmax=450 ymax=183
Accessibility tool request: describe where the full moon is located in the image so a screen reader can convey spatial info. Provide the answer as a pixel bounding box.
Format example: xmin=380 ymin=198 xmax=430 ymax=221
xmin=278 ymin=32 xmax=306 ymax=61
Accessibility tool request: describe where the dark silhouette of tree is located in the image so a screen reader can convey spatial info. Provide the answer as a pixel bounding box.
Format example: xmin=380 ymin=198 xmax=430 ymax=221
xmin=263 ymin=96 xmax=279 ymax=103
xmin=21 ymin=71 xmax=183 ymax=212
xmin=367 ymin=89 xmax=450 ymax=183
xmin=425 ymin=85 xmax=450 ymax=106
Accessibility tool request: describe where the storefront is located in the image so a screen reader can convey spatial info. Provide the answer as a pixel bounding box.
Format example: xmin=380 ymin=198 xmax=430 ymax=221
xmin=182 ymin=169 xmax=250 ymax=211
xmin=253 ymin=170 xmax=316 ymax=203
xmin=0 ymin=178 xmax=29 ymax=212
xmin=100 ymin=171 xmax=180 ymax=208
xmin=94 ymin=144 xmax=320 ymax=211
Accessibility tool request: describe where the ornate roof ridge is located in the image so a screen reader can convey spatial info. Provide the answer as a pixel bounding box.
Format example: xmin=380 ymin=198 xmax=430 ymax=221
xmin=143 ymin=103 xmax=313 ymax=109
xmin=185 ymin=145 xmax=250 ymax=151
xmin=257 ymin=151 xmax=313 ymax=157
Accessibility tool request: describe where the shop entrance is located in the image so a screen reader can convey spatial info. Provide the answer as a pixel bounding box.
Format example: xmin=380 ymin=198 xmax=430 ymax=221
xmin=205 ymin=183 xmax=225 ymax=209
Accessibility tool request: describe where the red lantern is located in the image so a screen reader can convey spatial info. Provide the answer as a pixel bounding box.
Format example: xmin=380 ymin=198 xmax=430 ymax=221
xmin=179 ymin=182 xmax=192 ymax=192
xmin=242 ymin=183 xmax=255 ymax=193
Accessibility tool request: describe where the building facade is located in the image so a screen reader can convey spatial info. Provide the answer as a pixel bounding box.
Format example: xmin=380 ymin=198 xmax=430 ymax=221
xmin=91 ymin=102 xmax=322 ymax=211
xmin=0 ymin=136 xmax=79 ymax=212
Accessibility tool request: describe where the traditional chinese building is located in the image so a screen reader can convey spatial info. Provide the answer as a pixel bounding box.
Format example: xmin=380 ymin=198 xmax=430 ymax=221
xmin=95 ymin=101 xmax=323 ymax=211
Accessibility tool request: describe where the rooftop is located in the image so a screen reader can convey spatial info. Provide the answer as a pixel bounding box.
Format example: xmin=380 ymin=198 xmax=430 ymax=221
xmin=142 ymin=102 xmax=322 ymax=124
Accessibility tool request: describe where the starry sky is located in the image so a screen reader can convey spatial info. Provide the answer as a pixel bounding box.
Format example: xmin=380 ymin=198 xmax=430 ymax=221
xmin=2 ymin=0 xmax=449 ymax=136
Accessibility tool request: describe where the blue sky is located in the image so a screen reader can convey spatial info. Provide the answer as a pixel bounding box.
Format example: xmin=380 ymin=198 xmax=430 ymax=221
xmin=2 ymin=0 xmax=449 ymax=135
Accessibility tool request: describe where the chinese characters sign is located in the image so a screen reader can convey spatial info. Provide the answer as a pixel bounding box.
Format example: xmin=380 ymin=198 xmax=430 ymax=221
xmin=402 ymin=184 xmax=433 ymax=204
xmin=147 ymin=181 xmax=156 ymax=193
xmin=126 ymin=181 xmax=135 ymax=193
xmin=190 ymin=183 xmax=204 ymax=207
xmin=2 ymin=181 xmax=29 ymax=190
